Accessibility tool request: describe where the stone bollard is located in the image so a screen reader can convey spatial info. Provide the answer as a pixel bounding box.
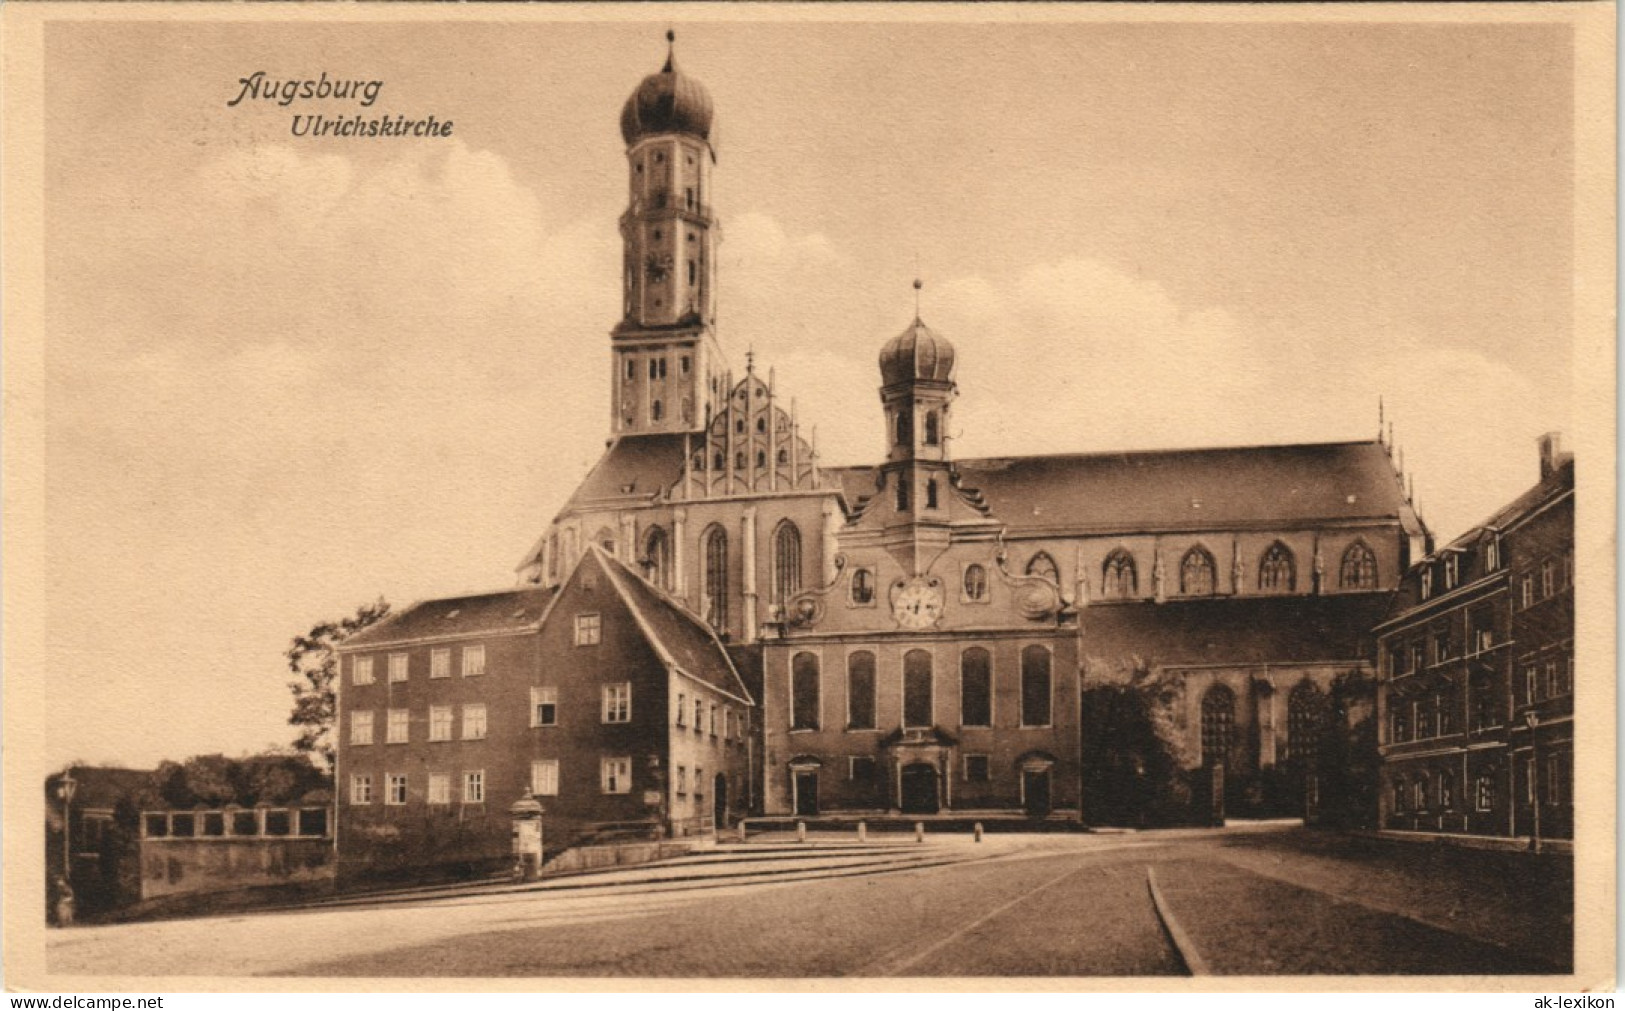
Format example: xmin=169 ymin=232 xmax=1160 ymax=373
xmin=797 ymin=821 xmax=807 ymax=843
xmin=738 ymin=823 xmax=748 ymax=843
xmin=974 ymin=822 xmax=984 ymax=843
xmin=914 ymin=821 xmax=924 ymax=843
xmin=857 ymin=821 xmax=867 ymax=842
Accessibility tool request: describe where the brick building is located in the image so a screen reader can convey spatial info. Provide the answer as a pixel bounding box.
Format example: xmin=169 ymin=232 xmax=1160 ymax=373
xmin=1375 ymin=435 xmax=1573 ymax=846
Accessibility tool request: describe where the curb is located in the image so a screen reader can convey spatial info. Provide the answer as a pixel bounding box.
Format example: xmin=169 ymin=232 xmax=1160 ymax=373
xmin=1145 ymin=865 xmax=1207 ymax=976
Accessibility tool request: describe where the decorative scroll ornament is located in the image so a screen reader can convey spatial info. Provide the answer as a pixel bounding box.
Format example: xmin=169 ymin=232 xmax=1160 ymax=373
xmin=784 ymin=553 xmax=847 ymax=629
xmin=993 ymin=543 xmax=1062 ymax=621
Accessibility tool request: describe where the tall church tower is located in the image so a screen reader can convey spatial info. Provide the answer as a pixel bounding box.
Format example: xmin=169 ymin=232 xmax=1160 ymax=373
xmin=612 ymin=33 xmax=725 ymax=437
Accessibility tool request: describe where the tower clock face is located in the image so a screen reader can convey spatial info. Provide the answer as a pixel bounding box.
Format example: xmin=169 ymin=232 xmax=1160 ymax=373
xmin=893 ymin=577 xmax=945 ymax=629
xmin=645 ymin=253 xmax=672 ymax=282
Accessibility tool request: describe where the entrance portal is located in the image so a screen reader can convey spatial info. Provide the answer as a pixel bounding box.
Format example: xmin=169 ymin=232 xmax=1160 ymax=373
xmin=900 ymin=762 xmax=940 ymax=815
xmin=793 ymin=771 xmax=819 ymax=817
xmin=713 ymin=773 xmax=728 ymax=830
xmin=1023 ymin=769 xmax=1052 ymax=818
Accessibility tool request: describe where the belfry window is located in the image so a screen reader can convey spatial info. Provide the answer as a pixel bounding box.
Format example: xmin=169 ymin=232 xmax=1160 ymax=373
xmin=1101 ymin=549 xmax=1137 ymax=599
xmin=1340 ymin=542 xmax=1378 ymax=590
xmin=703 ymin=526 xmax=729 ymax=631
xmin=926 ymin=478 xmax=939 ymax=509
xmin=772 ymin=521 xmax=803 ymax=605
xmin=756 ymin=450 xmax=766 ymax=467
xmin=896 ymin=480 xmax=910 ymax=511
xmin=1181 ymin=548 xmax=1217 ymax=595
xmin=688 ymin=260 xmax=696 ymax=285
xmin=651 ymin=400 xmax=663 ymax=421
xmin=896 ymin=409 xmax=912 ymax=448
xmin=1258 ymin=542 xmax=1296 ymax=593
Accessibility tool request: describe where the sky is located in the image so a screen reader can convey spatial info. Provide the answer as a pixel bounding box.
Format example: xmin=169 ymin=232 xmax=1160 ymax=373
xmin=39 ymin=15 xmax=1580 ymax=769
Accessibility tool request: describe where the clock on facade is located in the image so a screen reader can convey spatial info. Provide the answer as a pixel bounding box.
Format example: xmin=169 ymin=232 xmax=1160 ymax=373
xmin=645 ymin=252 xmax=673 ymax=282
xmin=891 ymin=577 xmax=945 ymax=629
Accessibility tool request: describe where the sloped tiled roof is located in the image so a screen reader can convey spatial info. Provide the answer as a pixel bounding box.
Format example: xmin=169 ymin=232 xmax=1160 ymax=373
xmin=567 ymin=434 xmax=689 ymax=509
xmin=1080 ymin=593 xmax=1393 ymax=668
xmin=342 ymin=586 xmax=559 ymax=649
xmin=829 ymin=440 xmax=1417 ymax=535
xmin=591 ymin=548 xmax=753 ymax=704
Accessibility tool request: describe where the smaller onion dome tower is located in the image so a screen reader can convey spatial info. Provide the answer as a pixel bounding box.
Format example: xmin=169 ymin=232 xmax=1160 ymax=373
xmin=877 ymin=280 xmax=958 ymax=522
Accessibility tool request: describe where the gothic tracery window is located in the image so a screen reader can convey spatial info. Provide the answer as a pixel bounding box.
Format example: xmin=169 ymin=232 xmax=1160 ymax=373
xmin=1101 ymin=549 xmax=1137 ymax=599
xmin=1201 ymin=684 xmax=1236 ymax=766
xmin=1285 ymin=682 xmax=1324 ymax=764
xmin=703 ymin=525 xmax=729 ymax=631
xmin=1181 ymin=546 xmax=1216 ymax=596
xmin=1258 ymin=542 xmax=1296 ymax=593
xmin=1340 ymin=541 xmax=1378 ymax=590
xmin=1025 ymin=552 xmax=1060 ymax=586
xmin=771 ymin=521 xmax=802 ymax=605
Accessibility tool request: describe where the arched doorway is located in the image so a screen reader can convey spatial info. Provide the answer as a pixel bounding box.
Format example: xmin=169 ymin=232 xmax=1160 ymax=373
xmin=713 ymin=773 xmax=728 ymax=831
xmin=899 ymin=763 xmax=939 ymax=814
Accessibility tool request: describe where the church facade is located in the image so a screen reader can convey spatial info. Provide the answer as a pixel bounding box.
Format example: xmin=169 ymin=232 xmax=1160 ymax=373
xmin=510 ymin=41 xmax=1428 ymax=825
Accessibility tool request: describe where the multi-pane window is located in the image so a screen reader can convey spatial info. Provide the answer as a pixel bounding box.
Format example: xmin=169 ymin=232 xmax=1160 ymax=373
xmin=1520 ymin=574 xmax=1534 ymax=608
xmin=462 ymin=644 xmax=486 ymax=677
xmin=1285 ymin=684 xmax=1322 ymax=763
xmin=386 ymin=773 xmax=408 ymax=806
xmin=703 ymin=526 xmax=729 ymax=630
xmin=1392 ymin=779 xmax=1406 ymax=814
xmin=903 ymin=649 xmax=934 ymax=729
xmin=531 ymin=687 xmax=557 ymax=727
xmin=964 ymin=755 xmax=991 ymax=782
xmin=847 ymin=651 xmax=875 ymax=730
xmin=1545 ymin=659 xmax=1561 ymax=698
xmin=387 ymin=708 xmax=410 ymax=744
xmin=602 ymin=683 xmax=632 ymax=724
xmin=1486 ymin=538 xmax=1500 ymax=571
xmin=353 ymin=657 xmax=375 ymax=685
xmin=531 ymin=760 xmax=559 ymax=797
xmin=1540 ymin=559 xmax=1556 ymax=598
xmin=430 ymin=648 xmax=451 ymax=679
xmin=1410 ymin=643 xmax=1426 ymax=675
xmin=851 ymin=568 xmax=876 ymax=605
xmin=960 ymin=647 xmax=992 ymax=727
xmin=1201 ymin=685 xmax=1236 ymax=764
xmin=350 ymin=710 xmax=375 ymax=746
xmin=709 ymin=704 xmax=718 ymax=737
xmin=427 ymin=774 xmax=450 ymax=805
xmin=462 ymin=703 xmax=487 ymax=740
xmin=1439 ymin=771 xmax=1455 ymax=810
xmin=772 ymin=522 xmax=803 ymax=605
xmin=1101 ymin=550 xmax=1136 ymax=599
xmin=1181 ymin=547 xmax=1216 ymax=596
xmin=388 ymin=654 xmax=409 ymax=683
xmin=1258 ymin=542 xmax=1295 ymax=593
xmin=1470 ymin=609 xmax=1495 ymax=653
xmin=429 ymin=705 xmax=453 ymax=741
xmin=575 ymin=614 xmax=602 ymax=646
xmin=676 ymin=692 xmax=687 ymax=727
xmin=350 ymin=774 xmax=373 ymax=805
xmin=463 ymin=770 xmax=484 ymax=804
xmin=694 ymin=767 xmax=705 ymax=803
xmin=1390 ymin=707 xmax=1409 ymax=743
xmin=1443 ymin=554 xmax=1459 ymax=590
xmin=791 ymin=652 xmax=820 ymax=730
xmin=1020 ymin=646 xmax=1052 ymax=727
xmin=1340 ymin=542 xmax=1379 ymax=590
xmin=1475 ymin=775 xmax=1494 ymax=811
xmin=1522 ymin=665 xmax=1539 ymax=705
xmin=601 ymin=757 xmax=632 ymax=794
xmin=1412 ymin=776 xmax=1428 ymax=811
xmin=1421 ymin=569 xmax=1434 ymax=599
xmin=694 ymin=698 xmax=703 ymax=732
xmin=963 ymin=564 xmax=988 ymax=602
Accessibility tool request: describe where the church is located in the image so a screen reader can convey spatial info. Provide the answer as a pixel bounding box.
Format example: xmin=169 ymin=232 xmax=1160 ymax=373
xmin=335 ymin=37 xmax=1426 ymax=877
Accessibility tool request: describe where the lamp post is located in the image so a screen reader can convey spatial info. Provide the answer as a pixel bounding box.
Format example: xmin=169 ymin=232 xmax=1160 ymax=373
xmin=1524 ymin=711 xmax=1541 ymax=853
xmin=57 ymin=770 xmax=78 ymax=881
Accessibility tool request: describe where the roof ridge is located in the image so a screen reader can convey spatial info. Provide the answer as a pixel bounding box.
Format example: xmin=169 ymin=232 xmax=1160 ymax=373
xmin=817 ymin=439 xmax=1383 ymax=473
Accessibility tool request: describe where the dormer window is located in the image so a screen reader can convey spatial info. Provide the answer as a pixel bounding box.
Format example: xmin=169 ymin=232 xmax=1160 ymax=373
xmin=1443 ymin=554 xmax=1459 ymax=590
xmin=1486 ymin=537 xmax=1500 ymax=571
xmin=1420 ymin=568 xmax=1434 ymax=599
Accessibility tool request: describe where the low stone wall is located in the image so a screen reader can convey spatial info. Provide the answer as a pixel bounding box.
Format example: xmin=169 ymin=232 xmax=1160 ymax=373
xmin=542 ymin=840 xmax=697 ymax=876
xmin=140 ymin=837 xmax=334 ymax=900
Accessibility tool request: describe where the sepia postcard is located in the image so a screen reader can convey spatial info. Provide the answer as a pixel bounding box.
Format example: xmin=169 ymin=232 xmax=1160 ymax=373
xmin=2 ymin=1 xmax=1615 ymax=994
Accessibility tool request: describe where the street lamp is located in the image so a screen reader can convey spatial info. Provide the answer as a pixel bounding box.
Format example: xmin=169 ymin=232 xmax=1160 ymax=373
xmin=1524 ymin=711 xmax=1541 ymax=853
xmin=57 ymin=770 xmax=78 ymax=878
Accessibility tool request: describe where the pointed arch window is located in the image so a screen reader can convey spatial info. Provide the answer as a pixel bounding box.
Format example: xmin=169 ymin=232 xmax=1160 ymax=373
xmin=1101 ymin=549 xmax=1137 ymax=599
xmin=643 ymin=526 xmax=671 ymax=590
xmin=1200 ymin=684 xmax=1235 ymax=766
xmin=1258 ymin=542 xmax=1296 ymax=593
xmin=1285 ymin=683 xmax=1324 ymax=764
xmin=771 ymin=521 xmax=802 ymax=605
xmin=924 ymin=411 xmax=940 ymax=446
xmin=1340 ymin=542 xmax=1378 ymax=590
xmin=1181 ymin=546 xmax=1216 ymax=596
xmin=702 ymin=525 xmax=729 ymax=631
xmin=1025 ymin=552 xmax=1060 ymax=586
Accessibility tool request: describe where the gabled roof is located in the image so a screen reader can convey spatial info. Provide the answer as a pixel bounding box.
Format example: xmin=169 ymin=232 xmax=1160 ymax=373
xmin=590 ymin=547 xmax=753 ymax=705
xmin=829 ymin=440 xmax=1418 ymax=536
xmin=1080 ymin=593 xmax=1392 ymax=668
xmin=342 ymin=585 xmax=559 ymax=649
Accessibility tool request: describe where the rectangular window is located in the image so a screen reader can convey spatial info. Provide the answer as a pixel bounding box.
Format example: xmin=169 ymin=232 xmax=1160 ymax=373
xmin=677 ymin=765 xmax=688 ymax=796
xmin=389 ymin=653 xmax=409 ymax=683
xmin=676 ymin=692 xmax=687 ymax=727
xmin=1523 ymin=665 xmax=1539 ymax=705
xmin=429 ymin=705 xmax=453 ymax=742
xmin=575 ymin=613 xmax=602 ymax=646
xmin=463 ymin=770 xmax=485 ymax=804
xmin=695 ymin=766 xmax=704 ymax=803
xmin=531 ymin=686 xmax=558 ymax=727
xmin=1475 ymin=776 xmax=1493 ymax=811
xmin=1470 ymin=609 xmax=1494 ymax=653
xmin=430 ymin=648 xmax=451 ymax=679
xmin=386 ymin=773 xmax=408 ymax=806
xmin=1391 ymin=708 xmax=1408 ymax=743
xmin=602 ymin=683 xmax=632 ymax=724
xmin=350 ymin=710 xmax=374 ymax=746
xmin=693 ymin=698 xmax=704 ymax=733
xmin=353 ymin=656 xmax=375 ymax=685
xmin=1545 ymin=659 xmax=1561 ymax=698
xmin=350 ymin=774 xmax=372 ymax=805
xmin=1443 ymin=555 xmax=1458 ymax=589
xmin=1540 ymin=559 xmax=1556 ymax=598
xmin=427 ymin=774 xmax=450 ymax=805
xmin=601 ymin=756 xmax=632 ymax=794
xmin=1520 ymin=574 xmax=1535 ymax=609
xmin=531 ymin=760 xmax=559 ymax=797
xmin=1525 ymin=755 xmax=1537 ymax=805
xmin=849 ymin=756 xmax=877 ymax=782
xmin=462 ymin=703 xmax=487 ymax=740
xmin=960 ymin=649 xmax=992 ymax=727
xmin=1410 ymin=644 xmax=1425 ymax=675
xmin=1486 ymin=538 xmax=1500 ymax=571
xmin=387 ymin=708 xmax=410 ymax=744
xmin=964 ymin=755 xmax=991 ymax=782
xmin=709 ymin=704 xmax=718 ymax=737
xmin=1420 ymin=569 xmax=1433 ymax=599
xmin=847 ymin=651 xmax=876 ymax=730
xmin=1020 ymin=646 xmax=1052 ymax=727
xmin=1388 ymin=646 xmax=1407 ymax=677
xmin=463 ymin=644 xmax=486 ymax=677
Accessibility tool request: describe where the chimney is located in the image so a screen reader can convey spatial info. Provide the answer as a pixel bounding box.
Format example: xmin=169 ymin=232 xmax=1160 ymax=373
xmin=1538 ymin=432 xmax=1564 ymax=480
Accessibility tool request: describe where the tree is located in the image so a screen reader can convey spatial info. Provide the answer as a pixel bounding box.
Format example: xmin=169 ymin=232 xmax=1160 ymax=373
xmin=286 ymin=599 xmax=390 ymax=769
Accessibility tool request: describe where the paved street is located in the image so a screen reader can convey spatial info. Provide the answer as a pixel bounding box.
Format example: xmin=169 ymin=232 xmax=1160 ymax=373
xmin=47 ymin=824 xmax=1570 ymax=978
